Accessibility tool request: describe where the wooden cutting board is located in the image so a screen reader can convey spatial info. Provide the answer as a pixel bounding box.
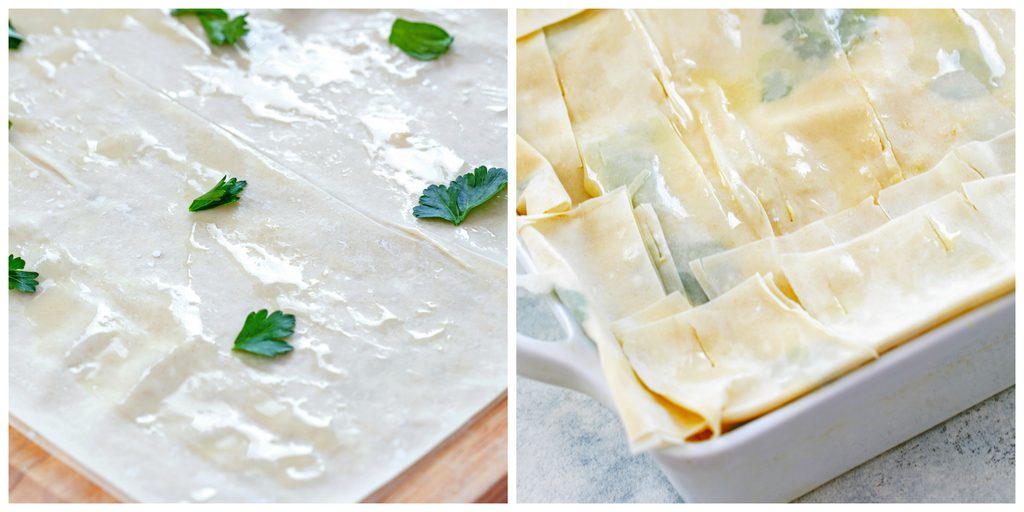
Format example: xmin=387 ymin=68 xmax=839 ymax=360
xmin=9 ymin=392 xmax=507 ymax=503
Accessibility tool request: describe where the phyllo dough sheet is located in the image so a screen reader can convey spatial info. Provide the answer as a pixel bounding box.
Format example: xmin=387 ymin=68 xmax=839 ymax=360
xmin=693 ymin=131 xmax=1013 ymax=301
xmin=11 ymin=9 xmax=507 ymax=262
xmin=543 ymin=10 xmax=771 ymax=304
xmin=9 ymin=9 xmax=506 ymax=502
xmin=519 ymin=189 xmax=707 ymax=450
xmin=619 ymin=274 xmax=875 ymax=434
xmin=516 ymin=9 xmax=584 ymax=38
xmin=516 ymin=135 xmax=571 ymax=215
xmin=517 ymin=8 xmax=1015 ymax=450
xmin=783 ymin=175 xmax=1015 ymax=353
xmin=692 ymin=197 xmax=889 ymax=300
xmin=637 ymin=9 xmax=903 ymax=234
xmin=516 ymin=29 xmax=590 ymax=204
xmin=843 ymin=9 xmax=1015 ymax=174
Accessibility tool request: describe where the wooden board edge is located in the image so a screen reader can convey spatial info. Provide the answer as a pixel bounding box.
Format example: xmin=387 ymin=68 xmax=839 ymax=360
xmin=10 ymin=390 xmax=508 ymax=503
xmin=8 ymin=427 xmax=118 ymax=503
xmin=364 ymin=390 xmax=509 ymax=503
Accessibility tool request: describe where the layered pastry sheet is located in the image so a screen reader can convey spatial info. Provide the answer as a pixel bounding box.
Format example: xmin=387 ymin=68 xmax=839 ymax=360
xmin=517 ymin=9 xmax=1014 ymax=448
xmin=12 ymin=9 xmax=507 ymax=262
xmin=9 ymin=9 xmax=506 ymax=502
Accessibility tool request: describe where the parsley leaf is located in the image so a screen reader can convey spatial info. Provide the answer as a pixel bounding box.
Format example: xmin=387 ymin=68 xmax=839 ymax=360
xmin=9 ymin=21 xmax=23 ymax=50
xmin=763 ymin=9 xmax=812 ymax=25
xmin=456 ymin=166 xmax=508 ymax=213
xmin=171 ymin=9 xmax=248 ymax=46
xmin=416 ymin=183 xmax=461 ymax=224
xmin=413 ymin=166 xmax=507 ymax=225
xmin=9 ymin=254 xmax=39 ymax=293
xmin=199 ymin=13 xmax=249 ymax=46
xmin=784 ymin=27 xmax=835 ymax=60
xmin=171 ymin=8 xmax=228 ymax=18
xmin=831 ymin=9 xmax=879 ymax=52
xmin=389 ymin=18 xmax=453 ymax=61
xmin=233 ymin=309 xmax=295 ymax=357
xmin=762 ymin=9 xmax=790 ymax=25
xmin=189 ymin=175 xmax=247 ymax=212
xmin=764 ymin=9 xmax=835 ymax=61
xmin=761 ymin=70 xmax=793 ymax=102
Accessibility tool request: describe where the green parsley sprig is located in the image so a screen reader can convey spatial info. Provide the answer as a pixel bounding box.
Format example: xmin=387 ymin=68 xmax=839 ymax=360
xmin=830 ymin=9 xmax=880 ymax=52
xmin=171 ymin=8 xmax=229 ymax=17
xmin=413 ymin=166 xmax=507 ymax=225
xmin=389 ymin=18 xmax=453 ymax=61
xmin=9 ymin=254 xmax=39 ymax=293
xmin=762 ymin=9 xmax=834 ymax=60
xmin=172 ymin=9 xmax=249 ymax=46
xmin=9 ymin=21 xmax=23 ymax=50
xmin=233 ymin=309 xmax=296 ymax=357
xmin=189 ymin=175 xmax=247 ymax=212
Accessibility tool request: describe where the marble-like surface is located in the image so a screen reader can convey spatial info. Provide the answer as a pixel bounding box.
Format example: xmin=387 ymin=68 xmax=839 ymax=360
xmin=515 ymin=291 xmax=1016 ymax=503
xmin=516 ymin=378 xmax=1014 ymax=503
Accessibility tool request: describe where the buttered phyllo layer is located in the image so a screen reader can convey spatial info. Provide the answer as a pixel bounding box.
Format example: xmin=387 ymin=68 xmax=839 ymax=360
xmin=516 ymin=9 xmax=1014 ymax=449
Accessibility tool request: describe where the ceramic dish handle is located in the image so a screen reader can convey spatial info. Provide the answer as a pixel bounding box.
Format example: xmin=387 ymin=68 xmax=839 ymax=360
xmin=516 ymin=245 xmax=612 ymax=405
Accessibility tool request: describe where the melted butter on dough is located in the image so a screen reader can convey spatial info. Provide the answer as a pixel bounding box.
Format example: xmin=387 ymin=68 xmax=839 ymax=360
xmin=9 ymin=10 xmax=505 ymax=502
xmin=11 ymin=8 xmax=508 ymax=263
xmin=516 ymin=135 xmax=572 ymax=215
xmin=516 ymin=9 xmax=1015 ymax=451
xmin=637 ymin=9 xmax=902 ymax=234
xmin=520 ymin=189 xmax=707 ymax=449
xmin=843 ymin=9 xmax=1014 ymax=175
xmin=619 ymin=274 xmax=875 ymax=436
xmin=783 ymin=176 xmax=1014 ymax=353
xmin=693 ymin=197 xmax=889 ymax=300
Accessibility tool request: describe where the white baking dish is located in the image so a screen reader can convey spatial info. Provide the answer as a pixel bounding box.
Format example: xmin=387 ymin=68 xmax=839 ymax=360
xmin=516 ymin=245 xmax=1015 ymax=502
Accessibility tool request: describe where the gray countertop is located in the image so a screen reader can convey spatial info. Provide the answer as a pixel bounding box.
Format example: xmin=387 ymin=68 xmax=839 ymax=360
xmin=515 ymin=290 xmax=1016 ymax=503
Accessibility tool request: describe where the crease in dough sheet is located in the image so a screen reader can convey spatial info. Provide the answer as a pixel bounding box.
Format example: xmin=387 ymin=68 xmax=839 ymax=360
xmin=516 ymin=9 xmax=584 ymax=38
xmin=9 ymin=16 xmax=505 ymax=502
xmin=692 ymin=196 xmax=889 ymax=301
xmin=519 ymin=189 xmax=706 ymax=450
xmin=9 ymin=8 xmax=508 ymax=264
xmin=610 ymin=291 xmax=691 ymax=340
xmin=516 ymin=135 xmax=571 ymax=215
xmin=782 ymin=175 xmax=1015 ymax=353
xmin=877 ymin=152 xmax=983 ymax=218
xmin=543 ymin=10 xmax=770 ymax=304
xmin=957 ymin=9 xmax=1015 ymax=111
xmin=953 ymin=129 xmax=1015 ymax=178
xmin=841 ymin=9 xmax=1014 ymax=175
xmin=635 ymin=9 xmax=903 ymax=235
xmin=693 ymin=130 xmax=1014 ymax=300
xmin=633 ymin=203 xmax=688 ymax=297
xmin=516 ymin=30 xmax=592 ymax=203
xmin=618 ymin=274 xmax=875 ymax=436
